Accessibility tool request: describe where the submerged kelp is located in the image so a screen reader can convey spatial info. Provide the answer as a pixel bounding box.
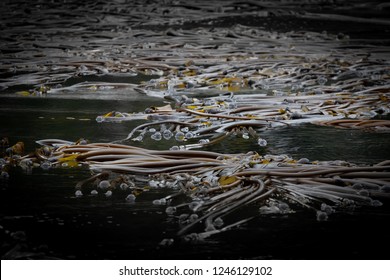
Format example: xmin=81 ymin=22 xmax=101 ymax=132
xmin=2 ymin=139 xmax=389 ymax=242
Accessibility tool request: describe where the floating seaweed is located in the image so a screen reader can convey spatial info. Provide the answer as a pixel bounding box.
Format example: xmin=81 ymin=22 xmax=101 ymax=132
xmin=2 ymin=1 xmax=389 ymax=155
xmin=2 ymin=4 xmax=389 ymax=99
xmin=2 ymin=139 xmax=389 ymax=241
xmin=1 ymin=0 xmax=390 ymax=254
xmin=315 ymin=119 xmax=390 ymax=131
xmin=94 ymin=86 xmax=390 ymax=149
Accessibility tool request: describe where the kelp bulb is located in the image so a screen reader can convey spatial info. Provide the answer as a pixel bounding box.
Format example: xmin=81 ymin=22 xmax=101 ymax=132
xmin=98 ymin=180 xmax=110 ymax=190
xmin=175 ymin=131 xmax=185 ymax=142
xmin=170 ymin=145 xmax=179 ymax=151
xmin=179 ymin=214 xmax=189 ymax=223
xmin=298 ymin=158 xmax=310 ymax=164
xmin=317 ymin=76 xmax=327 ymax=85
xmin=316 ymin=211 xmax=328 ymax=222
xmin=1 ymin=171 xmax=9 ymax=180
xmin=153 ymin=198 xmax=167 ymax=205
xmin=213 ymin=217 xmax=224 ymax=227
xmin=90 ymin=190 xmax=98 ymax=195
xmin=165 ymin=206 xmax=176 ymax=215
xmin=159 ymin=198 xmax=167 ymax=204
xmin=257 ymin=138 xmax=267 ymax=147
xmin=198 ymin=139 xmax=209 ymax=144
xmin=40 ymin=161 xmax=52 ymax=170
xmin=371 ymin=200 xmax=382 ymax=207
xmin=119 ymin=183 xmax=129 ymax=190
xmin=185 ymin=131 xmax=194 ymax=139
xmin=189 ymin=201 xmax=202 ymax=211
xmin=159 ymin=238 xmax=174 ymax=247
xmin=148 ymin=180 xmax=159 ymax=188
xmin=320 ymin=203 xmax=334 ymax=214
xmin=151 ymin=132 xmax=162 ymax=141
xmin=163 ymin=130 xmax=173 ymax=140
xmin=184 ymin=233 xmax=199 ymax=242
xmin=75 ymin=190 xmax=83 ymax=197
xmin=189 ymin=214 xmax=198 ymax=223
xmin=126 ymin=194 xmax=136 ymax=202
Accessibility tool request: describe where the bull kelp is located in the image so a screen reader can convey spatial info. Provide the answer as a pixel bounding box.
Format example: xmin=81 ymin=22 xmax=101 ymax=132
xmin=2 ymin=139 xmax=389 ymax=243
xmin=1 ymin=0 xmax=390 ymax=259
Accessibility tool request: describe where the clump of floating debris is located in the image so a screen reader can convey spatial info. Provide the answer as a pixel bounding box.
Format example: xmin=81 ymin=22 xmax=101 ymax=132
xmin=2 ymin=139 xmax=389 ymax=241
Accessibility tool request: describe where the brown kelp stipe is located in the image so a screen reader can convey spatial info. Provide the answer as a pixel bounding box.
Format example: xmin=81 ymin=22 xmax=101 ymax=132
xmin=2 ymin=139 xmax=389 ymax=242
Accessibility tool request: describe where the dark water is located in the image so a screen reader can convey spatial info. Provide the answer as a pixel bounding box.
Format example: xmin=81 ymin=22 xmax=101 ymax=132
xmin=1 ymin=1 xmax=390 ymax=260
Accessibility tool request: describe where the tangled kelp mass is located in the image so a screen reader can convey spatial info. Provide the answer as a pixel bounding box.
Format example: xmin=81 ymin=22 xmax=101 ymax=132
xmin=1 ymin=0 xmax=390 ymax=93
xmin=97 ymin=90 xmax=390 ymax=150
xmin=1 ymin=1 xmax=390 ymax=258
xmin=1 ymin=2 xmax=389 ymax=145
xmin=2 ymin=139 xmax=389 ymax=242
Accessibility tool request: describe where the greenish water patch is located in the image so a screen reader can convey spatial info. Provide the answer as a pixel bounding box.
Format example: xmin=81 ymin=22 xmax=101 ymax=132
xmin=62 ymin=73 xmax=159 ymax=87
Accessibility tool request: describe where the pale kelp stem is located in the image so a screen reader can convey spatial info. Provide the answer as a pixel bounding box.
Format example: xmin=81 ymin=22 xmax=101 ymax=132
xmin=4 ymin=139 xmax=386 ymax=240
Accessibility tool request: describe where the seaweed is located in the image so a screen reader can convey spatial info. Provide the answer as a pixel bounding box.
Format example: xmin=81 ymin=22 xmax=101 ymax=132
xmin=2 ymin=139 xmax=389 ymax=242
